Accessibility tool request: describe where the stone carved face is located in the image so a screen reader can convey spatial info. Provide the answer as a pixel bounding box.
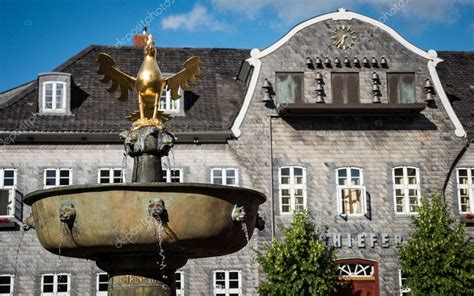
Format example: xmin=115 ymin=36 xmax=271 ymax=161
xmin=231 ymin=205 xmax=247 ymax=222
xmin=59 ymin=202 xmax=76 ymax=223
xmin=148 ymin=199 xmax=165 ymax=220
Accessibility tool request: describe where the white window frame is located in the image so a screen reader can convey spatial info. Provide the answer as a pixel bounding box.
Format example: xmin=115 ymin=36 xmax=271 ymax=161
xmin=42 ymin=81 xmax=66 ymax=112
xmin=98 ymin=168 xmax=124 ymax=184
xmin=43 ymin=169 xmax=72 ymax=189
xmin=0 ymin=169 xmax=17 ymax=218
xmin=456 ymin=168 xmax=474 ymax=214
xmin=213 ymin=270 xmax=241 ymax=296
xmin=175 ymin=271 xmax=184 ymax=296
xmin=211 ymin=168 xmax=239 ymax=186
xmin=399 ymin=270 xmax=411 ymax=296
xmin=41 ymin=273 xmax=70 ymax=296
xmin=159 ymin=89 xmax=180 ymax=113
xmin=162 ymin=168 xmax=184 ymax=183
xmin=96 ymin=273 xmax=108 ymax=296
xmin=393 ymin=166 xmax=421 ymax=214
xmin=278 ymin=166 xmax=307 ymax=214
xmin=0 ymin=274 xmax=14 ymax=296
xmin=336 ymin=167 xmax=366 ymax=216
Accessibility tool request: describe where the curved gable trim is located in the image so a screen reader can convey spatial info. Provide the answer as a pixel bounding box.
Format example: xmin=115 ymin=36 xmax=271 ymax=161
xmin=231 ymin=8 xmax=466 ymax=138
xmin=253 ymin=8 xmax=440 ymax=61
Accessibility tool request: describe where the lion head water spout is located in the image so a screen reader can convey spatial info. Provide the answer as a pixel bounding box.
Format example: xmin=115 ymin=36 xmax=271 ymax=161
xmin=23 ymin=31 xmax=266 ymax=296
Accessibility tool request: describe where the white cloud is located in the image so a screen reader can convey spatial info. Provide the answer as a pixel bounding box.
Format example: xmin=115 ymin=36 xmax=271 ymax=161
xmin=211 ymin=0 xmax=473 ymax=24
xmin=162 ymin=4 xmax=232 ymax=32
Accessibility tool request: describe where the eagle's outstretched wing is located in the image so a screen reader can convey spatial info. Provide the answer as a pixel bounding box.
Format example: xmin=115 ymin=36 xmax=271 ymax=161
xmin=165 ymin=56 xmax=202 ymax=100
xmin=97 ymin=53 xmax=136 ymax=101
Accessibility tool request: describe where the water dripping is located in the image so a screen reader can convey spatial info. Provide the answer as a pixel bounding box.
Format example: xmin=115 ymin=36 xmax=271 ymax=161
xmin=57 ymin=231 xmax=64 ymax=267
xmin=154 ymin=218 xmax=167 ymax=277
xmin=121 ymin=151 xmax=128 ymax=182
xmin=241 ymin=222 xmax=250 ymax=245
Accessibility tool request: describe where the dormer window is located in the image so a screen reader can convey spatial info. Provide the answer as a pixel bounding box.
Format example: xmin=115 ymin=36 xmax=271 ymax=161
xmin=38 ymin=72 xmax=71 ymax=115
xmin=43 ymin=82 xmax=66 ymax=112
xmin=159 ymin=89 xmax=180 ymax=113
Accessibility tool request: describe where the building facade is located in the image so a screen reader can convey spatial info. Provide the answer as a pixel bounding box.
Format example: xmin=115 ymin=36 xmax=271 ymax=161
xmin=0 ymin=9 xmax=473 ymax=296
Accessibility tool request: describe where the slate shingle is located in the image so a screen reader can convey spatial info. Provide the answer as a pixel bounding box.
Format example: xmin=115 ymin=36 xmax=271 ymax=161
xmin=437 ymin=52 xmax=474 ymax=139
xmin=0 ymin=46 xmax=250 ymax=133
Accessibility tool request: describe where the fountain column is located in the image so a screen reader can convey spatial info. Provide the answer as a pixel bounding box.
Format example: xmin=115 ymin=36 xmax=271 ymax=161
xmin=107 ymin=126 xmax=176 ymax=296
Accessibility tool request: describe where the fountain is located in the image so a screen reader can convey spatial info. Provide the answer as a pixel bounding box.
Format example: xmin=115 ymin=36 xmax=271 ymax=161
xmin=22 ymin=33 xmax=266 ymax=295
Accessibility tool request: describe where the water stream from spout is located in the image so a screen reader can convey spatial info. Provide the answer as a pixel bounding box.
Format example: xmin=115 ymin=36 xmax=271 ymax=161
xmin=154 ymin=218 xmax=167 ymax=276
xmin=121 ymin=151 xmax=128 ymax=182
xmin=241 ymin=222 xmax=250 ymax=245
xmin=57 ymin=231 xmax=64 ymax=267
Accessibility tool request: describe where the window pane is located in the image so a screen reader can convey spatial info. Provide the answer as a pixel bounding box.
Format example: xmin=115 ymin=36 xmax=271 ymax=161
xmin=0 ymin=287 xmax=11 ymax=293
xmin=55 ymin=84 xmax=64 ymax=109
xmin=226 ymin=169 xmax=235 ymax=177
xmin=229 ymin=281 xmax=239 ymax=288
xmin=46 ymin=170 xmax=56 ymax=178
xmin=3 ymin=169 xmax=15 ymax=186
xmin=46 ymin=179 xmax=56 ymax=186
xmin=57 ymin=275 xmax=68 ymax=283
xmin=342 ymin=188 xmax=362 ymax=214
xmin=43 ymin=284 xmax=54 ymax=292
xmin=213 ymin=170 xmax=222 ymax=177
xmin=60 ymin=170 xmax=69 ymax=178
xmin=276 ymin=73 xmax=304 ymax=104
xmin=332 ymin=73 xmax=360 ymax=104
xmin=388 ymin=73 xmax=415 ymax=104
xmin=281 ymin=168 xmax=290 ymax=176
xmin=161 ymin=170 xmax=168 ymax=182
xmin=294 ymin=167 xmax=303 ymax=176
xmin=45 ymin=83 xmax=53 ymax=109
xmin=229 ymin=272 xmax=238 ymax=279
xmin=394 ymin=168 xmax=403 ymax=176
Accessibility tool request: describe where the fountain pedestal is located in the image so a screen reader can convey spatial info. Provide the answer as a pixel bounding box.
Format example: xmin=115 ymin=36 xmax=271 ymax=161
xmin=108 ymin=274 xmax=175 ymax=296
xmin=23 ymin=128 xmax=266 ymax=296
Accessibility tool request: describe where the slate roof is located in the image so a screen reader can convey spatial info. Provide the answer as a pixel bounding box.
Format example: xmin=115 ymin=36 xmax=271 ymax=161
xmin=0 ymin=46 xmax=250 ymax=134
xmin=437 ymin=52 xmax=474 ymax=139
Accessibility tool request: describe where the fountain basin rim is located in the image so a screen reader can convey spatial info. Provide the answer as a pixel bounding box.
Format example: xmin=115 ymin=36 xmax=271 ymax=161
xmin=24 ymin=182 xmax=266 ymax=206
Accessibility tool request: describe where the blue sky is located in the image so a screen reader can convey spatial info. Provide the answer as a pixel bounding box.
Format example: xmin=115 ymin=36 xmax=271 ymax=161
xmin=0 ymin=0 xmax=473 ymax=91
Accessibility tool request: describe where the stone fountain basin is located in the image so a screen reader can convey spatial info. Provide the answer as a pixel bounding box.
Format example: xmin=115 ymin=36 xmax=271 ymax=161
xmin=24 ymin=183 xmax=266 ymax=271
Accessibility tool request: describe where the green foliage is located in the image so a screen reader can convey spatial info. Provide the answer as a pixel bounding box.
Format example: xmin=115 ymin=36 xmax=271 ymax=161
xmin=399 ymin=193 xmax=474 ymax=295
xmin=256 ymin=210 xmax=340 ymax=296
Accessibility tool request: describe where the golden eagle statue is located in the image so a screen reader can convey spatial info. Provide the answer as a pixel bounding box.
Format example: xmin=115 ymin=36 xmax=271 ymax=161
xmin=97 ymin=34 xmax=201 ymax=131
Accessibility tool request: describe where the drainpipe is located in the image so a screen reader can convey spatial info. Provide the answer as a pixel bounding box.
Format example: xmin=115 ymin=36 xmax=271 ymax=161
xmin=443 ymin=138 xmax=470 ymax=197
xmin=269 ymin=115 xmax=276 ymax=239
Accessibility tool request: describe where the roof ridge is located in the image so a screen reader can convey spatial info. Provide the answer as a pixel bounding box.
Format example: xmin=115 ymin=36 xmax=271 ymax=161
xmin=88 ymin=44 xmax=251 ymax=51
xmin=53 ymin=45 xmax=96 ymax=72
xmin=0 ymin=80 xmax=35 ymax=95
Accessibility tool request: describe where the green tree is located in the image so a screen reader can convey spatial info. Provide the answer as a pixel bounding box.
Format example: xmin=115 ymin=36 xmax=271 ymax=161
xmin=399 ymin=193 xmax=474 ymax=295
xmin=256 ymin=210 xmax=340 ymax=296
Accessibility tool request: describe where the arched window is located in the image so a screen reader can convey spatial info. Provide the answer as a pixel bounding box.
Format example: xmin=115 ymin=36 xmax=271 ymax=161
xmin=393 ymin=166 xmax=420 ymax=214
xmin=279 ymin=166 xmax=307 ymax=214
xmin=336 ymin=167 xmax=366 ymax=216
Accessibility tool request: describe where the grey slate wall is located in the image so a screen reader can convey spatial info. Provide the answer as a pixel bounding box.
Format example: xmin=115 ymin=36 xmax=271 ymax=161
xmin=227 ymin=18 xmax=467 ymax=295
